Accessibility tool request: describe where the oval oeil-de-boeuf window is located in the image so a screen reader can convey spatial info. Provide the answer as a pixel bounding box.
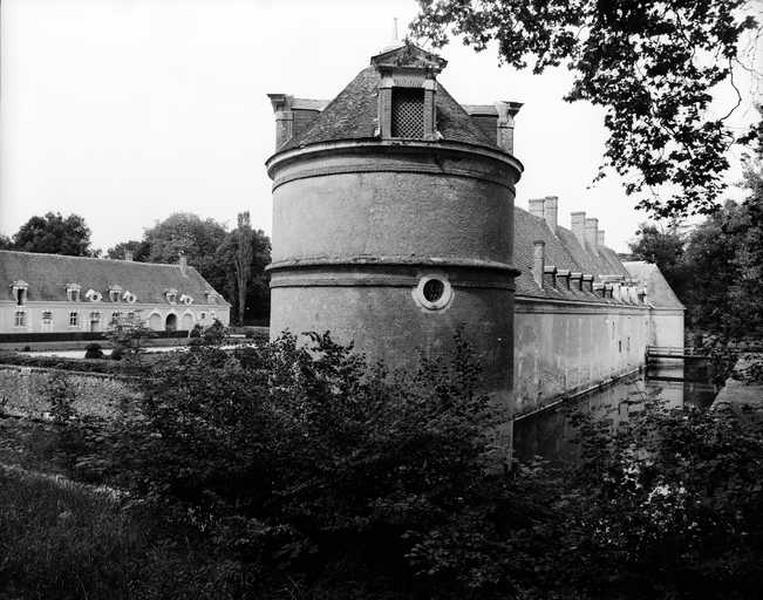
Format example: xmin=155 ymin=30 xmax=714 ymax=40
xmin=414 ymin=275 xmax=453 ymax=310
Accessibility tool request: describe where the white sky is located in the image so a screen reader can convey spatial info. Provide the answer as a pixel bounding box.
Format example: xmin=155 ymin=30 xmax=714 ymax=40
xmin=1 ymin=0 xmax=760 ymax=253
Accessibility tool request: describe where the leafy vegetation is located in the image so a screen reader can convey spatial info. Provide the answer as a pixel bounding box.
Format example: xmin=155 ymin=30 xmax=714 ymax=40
xmin=2 ymin=333 xmax=759 ymax=599
xmin=411 ymin=0 xmax=758 ymax=218
xmin=5 ymin=212 xmax=96 ymax=257
xmin=629 ymin=107 xmax=763 ymax=338
xmin=105 ymin=211 xmax=271 ymax=324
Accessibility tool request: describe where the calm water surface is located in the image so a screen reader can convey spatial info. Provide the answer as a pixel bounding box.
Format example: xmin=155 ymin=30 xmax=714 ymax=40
xmin=513 ymin=360 xmax=717 ymax=463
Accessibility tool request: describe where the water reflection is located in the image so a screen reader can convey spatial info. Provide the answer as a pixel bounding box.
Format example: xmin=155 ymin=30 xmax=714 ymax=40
xmin=513 ymin=360 xmax=717 ymax=463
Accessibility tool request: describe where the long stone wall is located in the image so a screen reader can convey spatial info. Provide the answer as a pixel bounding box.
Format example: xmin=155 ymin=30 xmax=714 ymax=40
xmin=0 ymin=365 xmax=140 ymax=420
xmin=513 ymin=297 xmax=652 ymax=415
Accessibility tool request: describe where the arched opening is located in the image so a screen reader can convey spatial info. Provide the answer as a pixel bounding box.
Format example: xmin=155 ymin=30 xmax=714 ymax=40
xmin=181 ymin=313 xmax=194 ymax=331
xmin=149 ymin=313 xmax=163 ymax=331
xmin=165 ymin=313 xmax=177 ymax=332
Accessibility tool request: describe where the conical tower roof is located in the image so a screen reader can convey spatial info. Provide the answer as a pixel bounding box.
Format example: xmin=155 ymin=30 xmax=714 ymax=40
xmin=279 ymin=46 xmax=500 ymax=152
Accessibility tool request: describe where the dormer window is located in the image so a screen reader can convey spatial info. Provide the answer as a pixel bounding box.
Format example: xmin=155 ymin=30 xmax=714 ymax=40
xmin=66 ymin=283 xmax=81 ymax=303
xmin=391 ymin=88 xmax=425 ymax=138
xmin=372 ymin=44 xmax=445 ymax=141
xmin=11 ymin=280 xmax=29 ymax=305
xmin=109 ymin=286 xmax=123 ymax=303
xmin=165 ymin=289 xmax=178 ymax=304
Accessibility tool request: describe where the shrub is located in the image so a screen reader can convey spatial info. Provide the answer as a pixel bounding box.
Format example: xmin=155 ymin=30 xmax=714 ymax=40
xmin=46 ymin=332 xmax=763 ymax=599
xmin=73 ymin=330 xmax=529 ymax=598
xmin=84 ymin=343 xmax=105 ymax=359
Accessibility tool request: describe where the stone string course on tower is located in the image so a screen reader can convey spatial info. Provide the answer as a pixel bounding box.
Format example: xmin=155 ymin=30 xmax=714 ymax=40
xmin=266 ymin=43 xmax=684 ymax=419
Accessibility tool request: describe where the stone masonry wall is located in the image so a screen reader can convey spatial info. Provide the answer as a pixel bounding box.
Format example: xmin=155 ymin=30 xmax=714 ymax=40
xmin=0 ymin=365 xmax=140 ymax=420
xmin=513 ymin=300 xmax=652 ymax=415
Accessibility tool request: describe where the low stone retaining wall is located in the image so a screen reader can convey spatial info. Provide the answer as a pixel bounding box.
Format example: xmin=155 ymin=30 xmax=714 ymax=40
xmin=0 ymin=365 xmax=140 ymax=420
xmin=712 ymin=353 xmax=763 ymax=421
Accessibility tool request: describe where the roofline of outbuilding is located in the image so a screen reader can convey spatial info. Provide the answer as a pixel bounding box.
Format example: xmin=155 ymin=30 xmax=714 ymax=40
xmin=0 ymin=249 xmax=194 ymax=271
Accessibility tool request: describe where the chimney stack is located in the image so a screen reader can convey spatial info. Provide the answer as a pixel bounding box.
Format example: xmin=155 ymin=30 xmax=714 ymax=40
xmin=532 ymin=240 xmax=545 ymax=288
xmin=178 ymin=252 xmax=188 ymax=276
xmin=597 ymin=229 xmax=606 ymax=248
xmin=571 ymin=212 xmax=586 ymax=244
xmin=124 ymin=250 xmax=133 ymax=262
xmin=584 ymin=218 xmax=599 ymax=250
xmin=268 ymin=93 xmax=294 ymax=150
xmin=543 ymin=195 xmax=558 ymax=231
xmin=495 ymin=101 xmax=522 ymax=155
xmin=529 ymin=198 xmax=545 ymax=220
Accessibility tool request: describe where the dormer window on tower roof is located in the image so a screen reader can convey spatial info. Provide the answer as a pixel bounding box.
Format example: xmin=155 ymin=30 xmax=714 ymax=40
xmin=371 ymin=43 xmax=446 ymax=140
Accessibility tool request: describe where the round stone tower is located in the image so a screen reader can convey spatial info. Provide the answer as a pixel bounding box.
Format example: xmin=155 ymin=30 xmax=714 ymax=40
xmin=266 ymin=43 xmax=522 ymax=400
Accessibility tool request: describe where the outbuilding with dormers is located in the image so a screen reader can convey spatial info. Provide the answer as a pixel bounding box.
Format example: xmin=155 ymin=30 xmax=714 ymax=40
xmin=0 ymin=250 xmax=229 ymax=335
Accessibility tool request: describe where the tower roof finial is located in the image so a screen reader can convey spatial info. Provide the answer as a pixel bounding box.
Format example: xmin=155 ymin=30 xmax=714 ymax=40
xmin=393 ymin=17 xmax=398 ymax=42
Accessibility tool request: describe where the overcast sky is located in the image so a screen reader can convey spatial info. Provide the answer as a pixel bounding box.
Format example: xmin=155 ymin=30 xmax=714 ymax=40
xmin=1 ymin=0 xmax=759 ymax=253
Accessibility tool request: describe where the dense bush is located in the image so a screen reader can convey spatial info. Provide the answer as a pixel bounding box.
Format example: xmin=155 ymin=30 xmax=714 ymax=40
xmin=84 ymin=343 xmax=105 ymax=359
xmin=16 ymin=332 xmax=763 ymax=599
xmin=92 ymin=330 xmax=526 ymax=598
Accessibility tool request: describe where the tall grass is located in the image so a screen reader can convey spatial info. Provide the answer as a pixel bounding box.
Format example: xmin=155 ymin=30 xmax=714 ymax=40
xmin=0 ymin=469 xmax=253 ymax=599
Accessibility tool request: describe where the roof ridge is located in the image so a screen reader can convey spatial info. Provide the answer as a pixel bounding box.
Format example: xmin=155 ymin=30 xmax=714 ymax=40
xmin=0 ymin=249 xmax=193 ymax=270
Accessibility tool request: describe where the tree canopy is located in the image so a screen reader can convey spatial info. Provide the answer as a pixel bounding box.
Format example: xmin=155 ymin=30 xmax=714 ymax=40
xmin=105 ymin=239 xmax=150 ymax=262
xmin=107 ymin=212 xmax=272 ymax=324
xmin=10 ymin=212 xmax=94 ymax=256
xmin=215 ymin=214 xmax=271 ymax=324
xmin=411 ymin=0 xmax=759 ymax=218
xmin=628 ymin=109 xmax=763 ymax=337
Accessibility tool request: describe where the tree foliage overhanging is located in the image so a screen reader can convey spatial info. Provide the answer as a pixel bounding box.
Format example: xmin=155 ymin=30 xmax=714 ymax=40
xmin=411 ymin=0 xmax=759 ymax=218
xmin=629 ymin=106 xmax=762 ymax=336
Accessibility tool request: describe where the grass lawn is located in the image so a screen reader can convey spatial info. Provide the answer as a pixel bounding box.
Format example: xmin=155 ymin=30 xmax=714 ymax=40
xmin=0 ymin=423 xmax=256 ymax=600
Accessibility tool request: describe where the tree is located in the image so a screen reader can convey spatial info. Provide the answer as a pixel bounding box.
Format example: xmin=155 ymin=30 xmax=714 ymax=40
xmin=142 ymin=213 xmax=228 ymax=292
xmin=105 ymin=239 xmax=150 ymax=261
xmin=216 ymin=221 xmax=271 ymax=324
xmin=411 ymin=1 xmax=759 ymax=218
xmin=11 ymin=212 xmax=94 ymax=256
xmin=0 ymin=235 xmax=12 ymax=250
xmin=233 ymin=213 xmax=254 ymax=326
xmin=629 ymin=221 xmax=688 ymax=300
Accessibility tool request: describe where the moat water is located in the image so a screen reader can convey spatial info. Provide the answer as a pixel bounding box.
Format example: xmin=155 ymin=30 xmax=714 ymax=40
xmin=513 ymin=360 xmax=717 ymax=463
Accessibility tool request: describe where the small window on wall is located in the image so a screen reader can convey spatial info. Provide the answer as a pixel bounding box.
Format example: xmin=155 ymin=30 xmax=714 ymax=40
xmin=391 ymin=88 xmax=425 ymax=138
xmin=42 ymin=311 xmax=53 ymax=324
xmin=69 ymin=311 xmax=79 ymax=327
xmin=413 ymin=274 xmax=453 ymax=311
xmin=14 ymin=311 xmax=26 ymax=327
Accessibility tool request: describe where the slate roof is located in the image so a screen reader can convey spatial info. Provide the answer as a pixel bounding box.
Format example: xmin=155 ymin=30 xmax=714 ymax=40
xmin=0 ymin=250 xmax=228 ymax=305
xmin=513 ymin=207 xmax=665 ymax=306
xmin=280 ymin=66 xmax=498 ymax=152
xmin=622 ymin=261 xmax=685 ymax=309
